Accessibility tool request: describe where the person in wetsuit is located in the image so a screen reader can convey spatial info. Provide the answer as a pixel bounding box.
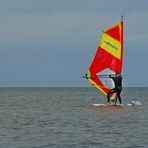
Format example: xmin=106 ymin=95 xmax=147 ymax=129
xmin=107 ymin=72 xmax=123 ymax=104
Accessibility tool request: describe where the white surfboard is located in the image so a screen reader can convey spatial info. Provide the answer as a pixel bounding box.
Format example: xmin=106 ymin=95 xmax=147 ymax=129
xmin=92 ymin=103 xmax=124 ymax=107
xmin=92 ymin=101 xmax=142 ymax=107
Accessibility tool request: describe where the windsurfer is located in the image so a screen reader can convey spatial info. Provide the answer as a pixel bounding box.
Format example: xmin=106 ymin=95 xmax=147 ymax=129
xmin=107 ymin=72 xmax=123 ymax=104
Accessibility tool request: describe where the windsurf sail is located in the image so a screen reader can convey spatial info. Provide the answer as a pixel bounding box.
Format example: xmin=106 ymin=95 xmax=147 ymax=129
xmin=84 ymin=16 xmax=123 ymax=98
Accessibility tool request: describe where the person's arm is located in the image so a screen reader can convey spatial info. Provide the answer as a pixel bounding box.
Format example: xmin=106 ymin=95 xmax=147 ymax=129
xmin=109 ymin=74 xmax=116 ymax=79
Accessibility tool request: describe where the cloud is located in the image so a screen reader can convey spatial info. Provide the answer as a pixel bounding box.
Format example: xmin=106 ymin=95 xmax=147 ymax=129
xmin=0 ymin=11 xmax=123 ymax=45
xmin=1 ymin=10 xmax=148 ymax=50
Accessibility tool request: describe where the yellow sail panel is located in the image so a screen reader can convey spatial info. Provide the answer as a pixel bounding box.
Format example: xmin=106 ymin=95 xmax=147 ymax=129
xmin=88 ymin=79 xmax=108 ymax=95
xmin=99 ymin=33 xmax=121 ymax=59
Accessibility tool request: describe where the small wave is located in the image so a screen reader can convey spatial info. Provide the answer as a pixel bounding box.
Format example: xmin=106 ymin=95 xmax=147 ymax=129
xmin=127 ymin=100 xmax=142 ymax=106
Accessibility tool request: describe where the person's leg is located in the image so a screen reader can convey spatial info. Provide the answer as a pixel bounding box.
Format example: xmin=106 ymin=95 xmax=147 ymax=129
xmin=117 ymin=90 xmax=122 ymax=104
xmin=107 ymin=89 xmax=116 ymax=104
xmin=114 ymin=94 xmax=117 ymax=104
xmin=107 ymin=92 xmax=110 ymax=103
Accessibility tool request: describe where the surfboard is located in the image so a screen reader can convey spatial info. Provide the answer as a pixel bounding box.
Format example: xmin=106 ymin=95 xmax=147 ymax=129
xmin=92 ymin=101 xmax=142 ymax=107
xmin=92 ymin=103 xmax=124 ymax=107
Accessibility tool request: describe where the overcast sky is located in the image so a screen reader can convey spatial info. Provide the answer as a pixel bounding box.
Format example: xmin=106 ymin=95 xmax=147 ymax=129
xmin=0 ymin=0 xmax=148 ymax=87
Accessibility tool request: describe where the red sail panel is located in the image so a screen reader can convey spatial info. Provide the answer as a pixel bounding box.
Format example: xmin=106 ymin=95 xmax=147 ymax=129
xmin=105 ymin=25 xmax=121 ymax=41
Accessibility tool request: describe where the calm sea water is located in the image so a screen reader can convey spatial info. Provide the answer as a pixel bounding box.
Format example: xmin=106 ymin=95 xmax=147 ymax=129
xmin=0 ymin=87 xmax=148 ymax=148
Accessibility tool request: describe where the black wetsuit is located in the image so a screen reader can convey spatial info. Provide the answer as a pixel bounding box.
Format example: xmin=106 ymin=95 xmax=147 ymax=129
xmin=107 ymin=74 xmax=123 ymax=104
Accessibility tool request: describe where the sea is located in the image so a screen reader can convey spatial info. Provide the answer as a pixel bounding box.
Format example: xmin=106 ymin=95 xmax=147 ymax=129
xmin=0 ymin=87 xmax=148 ymax=148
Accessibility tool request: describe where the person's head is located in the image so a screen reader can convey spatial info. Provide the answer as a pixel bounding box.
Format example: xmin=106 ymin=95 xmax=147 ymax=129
xmin=116 ymin=72 xmax=120 ymax=75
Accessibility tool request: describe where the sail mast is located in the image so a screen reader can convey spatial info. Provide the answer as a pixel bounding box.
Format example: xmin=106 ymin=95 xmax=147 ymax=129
xmin=121 ymin=15 xmax=124 ymax=72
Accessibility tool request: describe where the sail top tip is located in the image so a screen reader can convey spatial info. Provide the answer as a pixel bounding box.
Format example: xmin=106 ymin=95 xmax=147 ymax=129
xmin=121 ymin=15 xmax=123 ymax=21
